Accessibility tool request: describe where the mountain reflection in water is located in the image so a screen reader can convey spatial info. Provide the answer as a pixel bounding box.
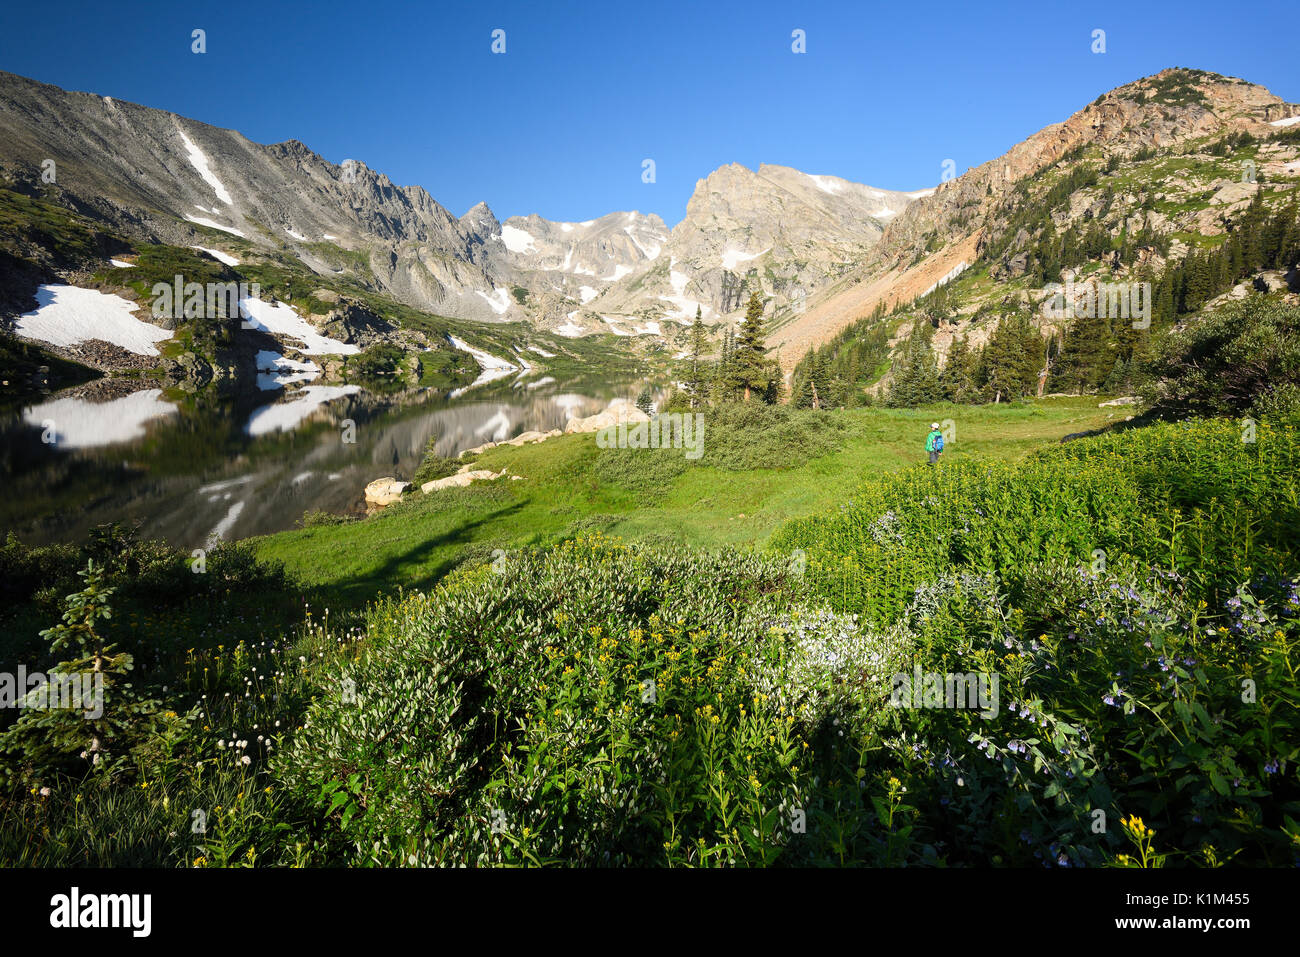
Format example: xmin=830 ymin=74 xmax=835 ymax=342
xmin=0 ymin=380 xmax=632 ymax=549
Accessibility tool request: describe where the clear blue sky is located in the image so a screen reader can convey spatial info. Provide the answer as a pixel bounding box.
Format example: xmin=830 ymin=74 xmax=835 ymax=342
xmin=1 ymin=0 xmax=1296 ymax=225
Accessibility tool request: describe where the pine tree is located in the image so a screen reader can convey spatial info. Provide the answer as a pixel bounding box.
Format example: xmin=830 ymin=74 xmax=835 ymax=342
xmin=732 ymin=292 xmax=778 ymax=402
xmin=1050 ymin=308 xmax=1114 ymax=394
xmin=887 ymin=320 xmax=941 ymax=407
xmin=684 ymin=307 xmax=707 ymax=406
xmin=940 ymin=334 xmax=977 ymax=402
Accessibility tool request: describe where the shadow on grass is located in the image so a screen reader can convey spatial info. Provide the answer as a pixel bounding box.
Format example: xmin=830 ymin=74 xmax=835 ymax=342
xmin=311 ymin=500 xmax=528 ymax=610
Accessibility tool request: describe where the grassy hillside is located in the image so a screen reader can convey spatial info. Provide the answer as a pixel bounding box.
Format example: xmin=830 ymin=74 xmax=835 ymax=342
xmin=252 ymin=398 xmax=1117 ymax=607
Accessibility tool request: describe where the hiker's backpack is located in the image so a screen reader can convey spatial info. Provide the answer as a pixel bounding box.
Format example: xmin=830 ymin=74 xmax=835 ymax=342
xmin=934 ymin=433 xmax=944 ymax=452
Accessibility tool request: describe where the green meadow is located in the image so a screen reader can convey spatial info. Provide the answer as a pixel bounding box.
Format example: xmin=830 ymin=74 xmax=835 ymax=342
xmin=253 ymin=397 xmax=1118 ymax=607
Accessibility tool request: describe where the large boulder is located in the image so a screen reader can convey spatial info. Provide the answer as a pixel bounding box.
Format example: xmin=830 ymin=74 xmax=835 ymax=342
xmin=564 ymin=403 xmax=650 ymax=434
xmin=364 ymin=477 xmax=412 ymax=506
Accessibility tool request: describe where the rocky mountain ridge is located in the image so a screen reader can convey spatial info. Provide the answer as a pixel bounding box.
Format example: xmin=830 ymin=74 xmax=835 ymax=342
xmin=0 ymin=69 xmax=925 ymax=345
xmin=769 ymin=68 xmax=1300 ymax=372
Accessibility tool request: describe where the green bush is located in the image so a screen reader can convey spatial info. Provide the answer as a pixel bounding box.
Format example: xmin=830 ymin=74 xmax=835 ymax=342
xmin=411 ymin=436 xmax=461 ymax=487
xmin=1143 ymin=297 xmax=1300 ymax=419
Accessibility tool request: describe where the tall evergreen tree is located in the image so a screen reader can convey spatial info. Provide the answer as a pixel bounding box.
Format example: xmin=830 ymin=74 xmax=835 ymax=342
xmin=684 ymin=306 xmax=708 ymax=406
xmin=732 ymin=292 xmax=779 ymax=402
xmin=940 ymin=334 xmax=978 ymax=402
xmin=887 ymin=320 xmax=942 ymax=407
xmin=1050 ymin=307 xmax=1114 ymax=394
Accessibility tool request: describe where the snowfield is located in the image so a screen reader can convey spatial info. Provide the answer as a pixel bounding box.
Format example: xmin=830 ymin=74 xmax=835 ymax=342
xmin=809 ymin=174 xmax=844 ymax=194
xmin=192 ymin=245 xmax=240 ymax=266
xmin=555 ymin=312 xmax=585 ymax=337
xmin=501 ymin=224 xmax=538 ymax=253
xmin=624 ymin=226 xmax=664 ymax=260
xmin=15 ymin=285 xmax=173 ymax=355
xmin=921 ymin=260 xmax=968 ymax=298
xmin=178 ymin=129 xmax=233 ymax=205
xmin=184 ymin=214 xmax=247 ymax=238
xmin=238 ymin=297 xmax=360 ymax=355
xmin=255 ymin=349 xmax=321 ymax=390
xmin=476 ymin=287 xmax=512 ymax=315
xmin=447 ymin=335 xmax=518 ymax=398
xmin=720 ymin=246 xmax=769 ymax=271
xmin=1270 ymin=115 xmax=1300 ymax=128
xmin=23 ymin=389 xmax=178 ymax=449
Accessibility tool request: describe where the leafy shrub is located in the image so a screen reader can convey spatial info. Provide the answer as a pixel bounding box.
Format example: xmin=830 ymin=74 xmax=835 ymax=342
xmin=774 ymin=416 xmax=1300 ymax=625
xmin=277 ymin=537 xmax=825 ymax=866
xmin=297 ymin=510 xmax=357 ymax=529
xmin=411 ymin=435 xmax=461 ymax=487
xmin=1143 ymin=297 xmax=1300 ymax=419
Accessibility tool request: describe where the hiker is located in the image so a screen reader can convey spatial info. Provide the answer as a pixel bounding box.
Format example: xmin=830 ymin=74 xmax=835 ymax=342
xmin=925 ymin=422 xmax=944 ymax=466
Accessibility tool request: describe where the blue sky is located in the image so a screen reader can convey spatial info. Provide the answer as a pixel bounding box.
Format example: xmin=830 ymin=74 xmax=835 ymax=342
xmin=1 ymin=0 xmax=1297 ymax=225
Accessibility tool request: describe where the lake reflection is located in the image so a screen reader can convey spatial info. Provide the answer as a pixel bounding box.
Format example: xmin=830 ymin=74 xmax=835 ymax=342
xmin=0 ymin=379 xmax=630 ymax=549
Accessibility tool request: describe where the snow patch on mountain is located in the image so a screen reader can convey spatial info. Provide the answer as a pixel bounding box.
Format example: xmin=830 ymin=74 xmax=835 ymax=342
xmin=720 ymin=246 xmax=769 ymax=270
xmin=809 ymin=174 xmax=844 ymax=194
xmin=476 ymin=287 xmax=512 ymax=315
xmin=921 ymin=261 xmax=968 ymax=298
xmin=15 ymin=285 xmax=173 ymax=355
xmin=447 ymin=335 xmax=518 ymax=398
xmin=177 ymin=129 xmax=233 ymax=205
xmin=624 ymin=226 xmax=664 ymax=260
xmin=184 ymin=215 xmax=246 ymax=238
xmin=193 ymin=245 xmax=240 ymax=266
xmin=238 ymin=297 xmax=360 ymax=355
xmin=501 ymin=224 xmax=538 ymax=253
xmin=255 ymin=349 xmax=321 ymax=390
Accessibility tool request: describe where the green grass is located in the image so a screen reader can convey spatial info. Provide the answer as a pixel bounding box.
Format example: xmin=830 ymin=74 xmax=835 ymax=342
xmin=6 ymin=405 xmax=1299 ymax=867
xmin=252 ymin=397 xmax=1117 ymax=607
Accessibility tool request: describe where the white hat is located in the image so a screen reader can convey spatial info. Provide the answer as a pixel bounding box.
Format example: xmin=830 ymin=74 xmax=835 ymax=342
xmin=931 ymin=422 xmax=940 ymax=429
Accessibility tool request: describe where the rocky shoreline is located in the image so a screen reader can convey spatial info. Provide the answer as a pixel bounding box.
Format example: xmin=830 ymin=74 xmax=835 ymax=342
xmin=363 ymin=401 xmax=652 ymax=507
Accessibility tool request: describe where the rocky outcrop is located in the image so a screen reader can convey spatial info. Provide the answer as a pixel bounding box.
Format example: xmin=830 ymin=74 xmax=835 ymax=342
xmin=318 ymin=299 xmax=394 ymax=347
xmin=364 ymin=477 xmax=411 ymax=506
xmin=162 ymin=350 xmax=214 ymax=391
xmin=564 ymin=403 xmax=650 ymax=434
xmin=421 ymin=469 xmax=507 ymax=493
xmin=458 ymin=427 xmax=563 ymax=458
